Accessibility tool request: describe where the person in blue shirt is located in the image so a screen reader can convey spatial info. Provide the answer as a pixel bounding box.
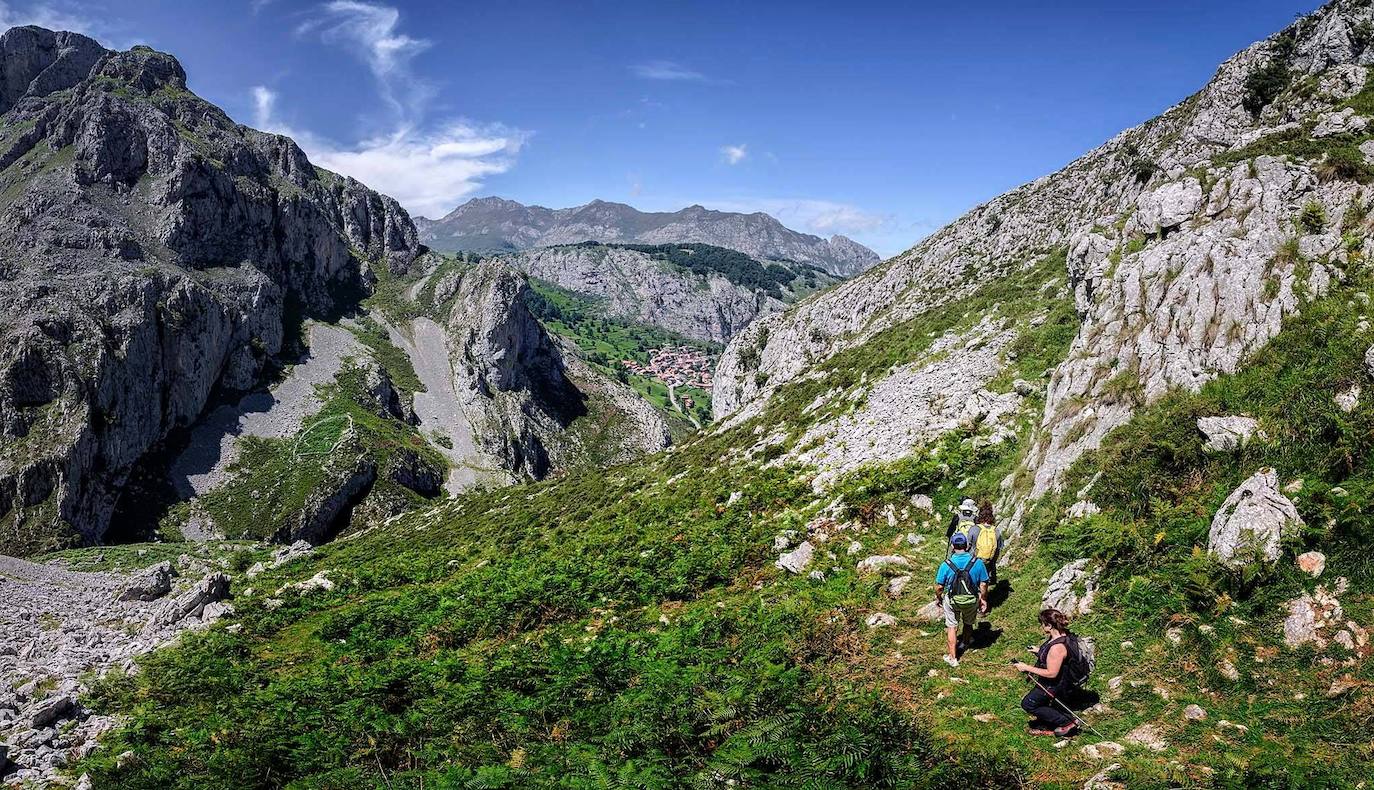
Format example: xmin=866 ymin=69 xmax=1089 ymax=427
xmin=934 ymin=532 xmax=990 ymax=667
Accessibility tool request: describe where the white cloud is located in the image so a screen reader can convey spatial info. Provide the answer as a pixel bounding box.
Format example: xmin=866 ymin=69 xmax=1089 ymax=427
xmin=631 ymin=60 xmax=704 ymax=81
xmin=252 ymin=85 xmax=527 ymax=218
xmin=297 ymin=0 xmax=433 ymax=119
xmin=0 ymin=1 xmax=95 ymax=34
xmin=720 ymin=144 xmax=748 ymax=165
xmin=254 ymin=2 xmax=530 ymax=219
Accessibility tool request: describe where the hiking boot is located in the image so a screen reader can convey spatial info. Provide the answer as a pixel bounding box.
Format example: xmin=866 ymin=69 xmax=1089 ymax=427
xmin=1028 ymin=727 xmax=1058 ymax=736
xmin=943 ymin=654 xmax=959 ymax=668
xmin=1053 ymin=723 xmax=1079 ymax=737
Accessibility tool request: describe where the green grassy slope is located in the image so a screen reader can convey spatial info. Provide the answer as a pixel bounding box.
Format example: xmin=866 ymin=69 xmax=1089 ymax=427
xmin=78 ymin=262 xmax=1374 ymax=789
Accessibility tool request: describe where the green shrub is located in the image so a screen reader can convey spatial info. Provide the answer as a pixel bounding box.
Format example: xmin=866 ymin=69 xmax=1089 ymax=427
xmin=1298 ymin=201 xmax=1327 ymax=234
xmin=1241 ymin=60 xmax=1290 ymax=117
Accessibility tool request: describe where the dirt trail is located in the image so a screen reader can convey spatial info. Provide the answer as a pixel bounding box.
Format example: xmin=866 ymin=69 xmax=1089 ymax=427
xmin=386 ymin=317 xmax=502 ymax=494
xmin=168 ymin=324 xmax=365 ymax=534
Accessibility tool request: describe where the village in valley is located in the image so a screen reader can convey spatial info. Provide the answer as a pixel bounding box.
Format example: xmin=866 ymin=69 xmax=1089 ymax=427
xmin=622 ymin=346 xmax=714 ymax=403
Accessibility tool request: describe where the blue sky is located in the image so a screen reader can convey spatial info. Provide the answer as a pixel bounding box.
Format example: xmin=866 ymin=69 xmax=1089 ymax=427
xmin=1 ymin=0 xmax=1320 ymax=256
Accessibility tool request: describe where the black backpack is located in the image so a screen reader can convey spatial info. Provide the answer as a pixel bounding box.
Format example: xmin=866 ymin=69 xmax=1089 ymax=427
xmin=1061 ymin=634 xmax=1095 ymax=689
xmin=944 ymin=558 xmax=979 ymax=605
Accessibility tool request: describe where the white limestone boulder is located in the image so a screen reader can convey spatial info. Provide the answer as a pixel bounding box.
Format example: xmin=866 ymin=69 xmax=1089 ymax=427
xmin=1207 ymin=469 xmax=1302 ymax=567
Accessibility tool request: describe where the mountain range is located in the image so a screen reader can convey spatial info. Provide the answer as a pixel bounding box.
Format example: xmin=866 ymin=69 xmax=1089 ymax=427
xmin=415 ymin=196 xmax=881 ymax=276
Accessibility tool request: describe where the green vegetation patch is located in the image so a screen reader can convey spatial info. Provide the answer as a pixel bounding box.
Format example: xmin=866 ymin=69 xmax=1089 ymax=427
xmin=193 ymin=363 xmax=445 ymax=542
xmin=525 ymin=277 xmax=717 ymax=426
xmin=347 ymin=315 xmax=425 ymax=395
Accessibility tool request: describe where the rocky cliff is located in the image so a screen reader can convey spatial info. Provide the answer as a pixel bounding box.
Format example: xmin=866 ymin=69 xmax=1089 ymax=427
xmin=713 ymin=0 xmax=1374 ymax=514
xmin=416 ymin=197 xmax=880 ymax=276
xmin=499 ymin=243 xmax=836 ymax=344
xmin=441 ymin=260 xmax=670 ymax=479
xmin=0 ymin=27 xmax=420 ymax=554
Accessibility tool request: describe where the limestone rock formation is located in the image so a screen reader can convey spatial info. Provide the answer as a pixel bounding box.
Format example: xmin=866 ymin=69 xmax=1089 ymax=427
xmin=1207 ymin=468 xmax=1303 ymax=567
xmin=1198 ymin=416 xmax=1264 ymax=452
xmin=0 ymin=28 xmax=420 ymax=554
xmin=415 ymin=197 xmax=880 ymax=276
xmin=442 ymin=261 xmax=669 ymax=480
xmin=710 ymin=2 xmax=1374 ymax=518
xmin=1043 ymin=559 xmax=1099 ymax=616
xmin=499 ymin=243 xmax=833 ymax=343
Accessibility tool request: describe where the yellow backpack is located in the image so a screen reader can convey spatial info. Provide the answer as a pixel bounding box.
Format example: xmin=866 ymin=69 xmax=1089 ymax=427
xmin=974 ymin=523 xmax=999 ymax=561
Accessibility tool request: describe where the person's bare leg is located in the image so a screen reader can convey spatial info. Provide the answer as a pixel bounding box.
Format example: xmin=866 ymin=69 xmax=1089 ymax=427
xmin=946 ymin=625 xmax=958 ymax=658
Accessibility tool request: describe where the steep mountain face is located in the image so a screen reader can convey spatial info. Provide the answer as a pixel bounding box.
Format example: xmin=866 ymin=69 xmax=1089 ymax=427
xmin=714 ymin=0 xmax=1374 ymax=519
xmin=499 ymin=243 xmax=837 ymax=344
xmin=0 ymin=28 xmax=419 ymax=554
xmin=440 ymin=260 xmax=670 ymax=480
xmin=415 ymin=197 xmax=881 ymax=276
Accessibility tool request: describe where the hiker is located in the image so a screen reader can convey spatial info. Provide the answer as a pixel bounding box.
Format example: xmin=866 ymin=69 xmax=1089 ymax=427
xmin=1014 ymin=608 xmax=1087 ymax=736
xmin=974 ymin=500 xmax=1003 ymax=586
xmin=946 ymin=498 xmax=978 ymax=545
xmin=934 ymin=532 xmax=989 ymax=668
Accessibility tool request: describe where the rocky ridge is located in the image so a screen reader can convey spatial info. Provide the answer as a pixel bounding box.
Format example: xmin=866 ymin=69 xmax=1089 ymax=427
xmin=416 ymin=197 xmax=880 ymax=276
xmin=498 ymin=243 xmax=830 ymax=344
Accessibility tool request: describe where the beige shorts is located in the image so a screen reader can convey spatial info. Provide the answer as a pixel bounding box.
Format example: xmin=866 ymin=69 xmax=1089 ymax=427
xmin=943 ymin=596 xmax=979 ymax=630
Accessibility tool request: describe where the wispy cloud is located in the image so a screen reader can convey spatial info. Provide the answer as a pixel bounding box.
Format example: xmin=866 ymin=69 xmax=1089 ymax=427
xmin=257 ymin=2 xmax=529 ymax=219
xmin=631 ymin=60 xmax=705 ymax=81
xmin=296 ymin=0 xmax=433 ymax=119
xmin=720 ymin=144 xmax=748 ymax=165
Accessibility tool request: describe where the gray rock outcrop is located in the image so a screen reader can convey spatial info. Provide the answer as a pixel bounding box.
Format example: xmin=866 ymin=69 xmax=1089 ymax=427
xmin=442 ymin=261 xmax=669 ymax=480
xmin=501 ymin=244 xmax=820 ymax=344
xmin=118 ymin=560 xmax=176 ymax=601
xmin=1207 ymin=468 xmax=1303 ymax=567
xmin=1043 ymin=559 xmax=1099 ymax=616
xmin=1198 ymin=416 xmax=1263 ymax=452
xmin=0 ymin=28 xmax=421 ymax=554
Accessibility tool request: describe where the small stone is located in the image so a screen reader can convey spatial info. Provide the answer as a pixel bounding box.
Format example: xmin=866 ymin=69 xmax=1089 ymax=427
xmin=775 ymin=541 xmax=815 ymax=574
xmin=847 ymin=540 xmax=863 ymax=555
xmin=1081 ymin=741 xmax=1125 ymax=760
xmin=973 ymin=713 xmax=997 ymax=723
xmin=865 ymin=612 xmax=897 ymax=628
xmin=1183 ymin=704 xmax=1207 ymax=721
xmin=1217 ymin=659 xmax=1241 ymax=682
xmin=807 ymin=570 xmax=826 ymax=582
xmin=1297 ymin=551 xmax=1326 ymax=578
xmin=1335 ymin=385 xmax=1362 ymax=413
xmin=1124 ymin=722 xmax=1169 ymax=752
xmin=910 ymin=494 xmax=934 ymax=512
xmin=887 ymin=575 xmax=911 ymax=597
xmin=916 ymin=600 xmax=943 ymax=622
xmin=856 ymin=555 xmax=910 ymax=574
xmin=1165 ymin=627 xmax=1183 ymax=645
xmin=1119 ymin=641 xmax=1134 ymax=650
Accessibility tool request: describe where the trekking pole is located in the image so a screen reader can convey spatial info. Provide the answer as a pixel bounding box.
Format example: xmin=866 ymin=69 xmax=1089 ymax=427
xmin=1026 ymin=676 xmax=1110 ymax=741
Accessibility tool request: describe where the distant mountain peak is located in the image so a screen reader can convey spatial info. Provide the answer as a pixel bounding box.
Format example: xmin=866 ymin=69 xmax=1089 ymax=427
xmin=416 ymin=198 xmax=881 ymax=276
